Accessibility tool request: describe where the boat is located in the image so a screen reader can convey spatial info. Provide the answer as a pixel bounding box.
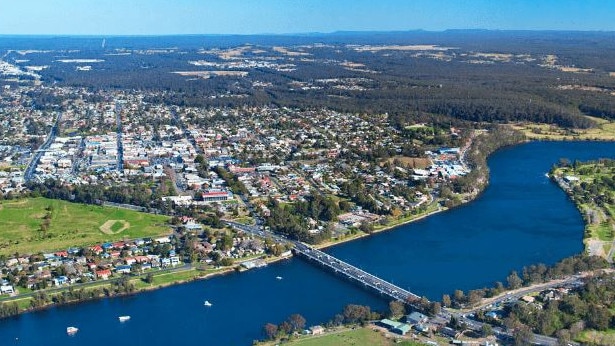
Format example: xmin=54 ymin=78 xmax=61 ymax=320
xmin=276 ymin=276 xmax=283 ymax=280
xmin=66 ymin=326 xmax=79 ymax=335
xmin=118 ymin=315 xmax=131 ymax=322
xmin=204 ymin=300 xmax=212 ymax=307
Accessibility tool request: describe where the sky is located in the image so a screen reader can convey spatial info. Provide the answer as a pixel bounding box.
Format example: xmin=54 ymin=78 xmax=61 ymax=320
xmin=1 ymin=0 xmax=614 ymax=36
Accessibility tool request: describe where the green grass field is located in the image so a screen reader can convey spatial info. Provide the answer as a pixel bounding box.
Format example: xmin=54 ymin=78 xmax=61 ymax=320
xmin=265 ymin=327 xmax=424 ymax=346
xmin=577 ymin=329 xmax=615 ymax=345
xmin=0 ymin=197 xmax=170 ymax=255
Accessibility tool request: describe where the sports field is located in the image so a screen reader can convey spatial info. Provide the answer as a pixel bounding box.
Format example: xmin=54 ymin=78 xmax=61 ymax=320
xmin=0 ymin=197 xmax=170 ymax=255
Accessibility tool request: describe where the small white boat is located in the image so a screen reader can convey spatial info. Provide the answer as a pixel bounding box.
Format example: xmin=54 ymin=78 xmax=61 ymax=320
xmin=276 ymin=276 xmax=283 ymax=280
xmin=204 ymin=300 xmax=212 ymax=307
xmin=118 ymin=315 xmax=131 ymax=322
xmin=66 ymin=326 xmax=79 ymax=335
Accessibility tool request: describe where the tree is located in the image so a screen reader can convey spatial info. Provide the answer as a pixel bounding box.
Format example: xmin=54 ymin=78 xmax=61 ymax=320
xmin=288 ymin=313 xmax=306 ymax=332
xmin=586 ymin=304 xmax=610 ymax=330
xmin=556 ymin=329 xmax=571 ymax=346
xmin=359 ymin=221 xmax=374 ymax=233
xmin=513 ymin=324 xmax=534 ymax=346
xmin=263 ymin=323 xmax=278 ymax=340
xmin=389 ymin=300 xmax=406 ymax=317
xmin=507 ymin=271 xmax=523 ymax=290
xmin=442 ymin=294 xmax=452 ymax=308
xmin=453 ymin=289 xmax=466 ymax=306
xmin=143 ymin=273 xmax=154 ymax=284
xmin=278 ymin=321 xmax=292 ymax=335
xmin=428 ymin=301 xmax=441 ymax=316
xmin=343 ymin=304 xmax=371 ymax=324
xmin=481 ymin=323 xmax=493 ymax=337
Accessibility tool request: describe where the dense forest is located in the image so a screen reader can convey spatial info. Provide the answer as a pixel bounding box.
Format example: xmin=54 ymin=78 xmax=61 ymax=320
xmin=3 ymin=31 xmax=615 ymax=130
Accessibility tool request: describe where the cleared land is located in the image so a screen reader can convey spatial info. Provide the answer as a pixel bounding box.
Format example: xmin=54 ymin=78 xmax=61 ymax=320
xmin=99 ymin=220 xmax=130 ymax=234
xmin=260 ymin=327 xmax=424 ymax=346
xmin=383 ymin=156 xmax=431 ymax=169
xmin=0 ymin=197 xmax=170 ymax=255
xmin=512 ymin=116 xmax=615 ymax=141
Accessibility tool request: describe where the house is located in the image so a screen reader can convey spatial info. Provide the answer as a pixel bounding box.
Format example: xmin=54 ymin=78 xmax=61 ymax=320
xmin=377 ymin=319 xmax=400 ymax=330
xmin=90 ymin=245 xmax=104 ymax=255
xmin=53 ymin=276 xmax=69 ymax=286
xmin=485 ymin=311 xmax=501 ymax=320
xmin=116 ymin=265 xmax=132 ymax=274
xmin=309 ymin=325 xmax=325 ymax=335
xmin=440 ymin=326 xmax=458 ymax=338
xmin=406 ymin=311 xmax=428 ymax=325
xmin=155 ymin=236 xmax=171 ymax=244
xmin=377 ymin=319 xmax=412 ymax=336
xmin=0 ymin=285 xmax=14 ymax=294
xmin=169 ymin=256 xmax=181 ymax=266
xmin=394 ymin=323 xmax=412 ymax=335
xmin=96 ymin=269 xmax=112 ymax=279
xmin=520 ymin=295 xmax=535 ymax=304
xmin=134 ymin=255 xmax=150 ymax=263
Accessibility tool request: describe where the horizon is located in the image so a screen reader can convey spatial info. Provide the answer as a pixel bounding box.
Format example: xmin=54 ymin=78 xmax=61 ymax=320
xmin=1 ymin=1 xmax=615 ymax=36
xmin=1 ymin=28 xmax=615 ymax=39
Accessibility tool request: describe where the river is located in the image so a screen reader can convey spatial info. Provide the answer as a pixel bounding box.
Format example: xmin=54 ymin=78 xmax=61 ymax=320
xmin=1 ymin=141 xmax=614 ymax=345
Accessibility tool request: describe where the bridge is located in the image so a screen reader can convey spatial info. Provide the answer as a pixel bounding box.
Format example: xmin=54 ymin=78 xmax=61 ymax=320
xmin=225 ymin=220 xmax=422 ymax=303
xmin=292 ymin=242 xmax=421 ymax=302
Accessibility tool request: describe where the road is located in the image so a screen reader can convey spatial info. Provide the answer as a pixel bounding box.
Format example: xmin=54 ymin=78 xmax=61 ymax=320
xmin=451 ymin=273 xmax=592 ymax=346
xmin=24 ymin=111 xmax=62 ymax=182
xmin=115 ymin=102 xmax=124 ymax=171
xmin=0 ymin=264 xmax=192 ymax=304
xmin=225 ymin=219 xmax=421 ymax=303
xmin=463 ymin=275 xmax=585 ymax=315
xmin=224 ymin=218 xmax=591 ymax=346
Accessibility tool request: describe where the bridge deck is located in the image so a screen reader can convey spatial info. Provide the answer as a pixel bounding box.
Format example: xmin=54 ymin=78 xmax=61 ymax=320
xmin=225 ymin=221 xmax=423 ymax=303
xmin=293 ymin=242 xmax=421 ymax=302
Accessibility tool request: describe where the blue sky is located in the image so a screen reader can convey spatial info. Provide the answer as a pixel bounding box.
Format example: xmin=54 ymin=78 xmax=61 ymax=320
xmin=1 ymin=0 xmax=614 ymax=35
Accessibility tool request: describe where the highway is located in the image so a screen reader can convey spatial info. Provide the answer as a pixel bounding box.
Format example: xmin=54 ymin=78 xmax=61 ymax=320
xmin=224 ymin=220 xmax=422 ymax=303
xmin=293 ymin=242 xmax=421 ymax=302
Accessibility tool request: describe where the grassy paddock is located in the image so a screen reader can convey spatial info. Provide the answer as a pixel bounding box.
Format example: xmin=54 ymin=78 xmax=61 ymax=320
xmin=512 ymin=116 xmax=615 ymax=141
xmin=259 ymin=327 xmax=424 ymax=346
xmin=577 ymin=329 xmax=615 ymax=345
xmin=0 ymin=197 xmax=170 ymax=255
xmin=131 ymin=268 xmax=223 ymax=289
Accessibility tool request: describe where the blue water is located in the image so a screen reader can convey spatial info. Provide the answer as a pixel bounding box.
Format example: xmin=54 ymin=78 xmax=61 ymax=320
xmin=1 ymin=141 xmax=614 ymax=345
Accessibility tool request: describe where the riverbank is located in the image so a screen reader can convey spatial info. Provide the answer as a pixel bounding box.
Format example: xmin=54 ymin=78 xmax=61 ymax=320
xmin=4 ymin=126 xmax=603 ymax=317
xmin=549 ymin=159 xmax=615 ymax=261
xmin=314 ymin=203 xmax=446 ymax=251
xmin=0 ymin=133 xmax=483 ymax=316
xmin=0 ymin=197 xmax=451 ymax=317
xmin=255 ymin=324 xmax=431 ymax=346
xmin=4 ymin=140 xmax=615 ymax=345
